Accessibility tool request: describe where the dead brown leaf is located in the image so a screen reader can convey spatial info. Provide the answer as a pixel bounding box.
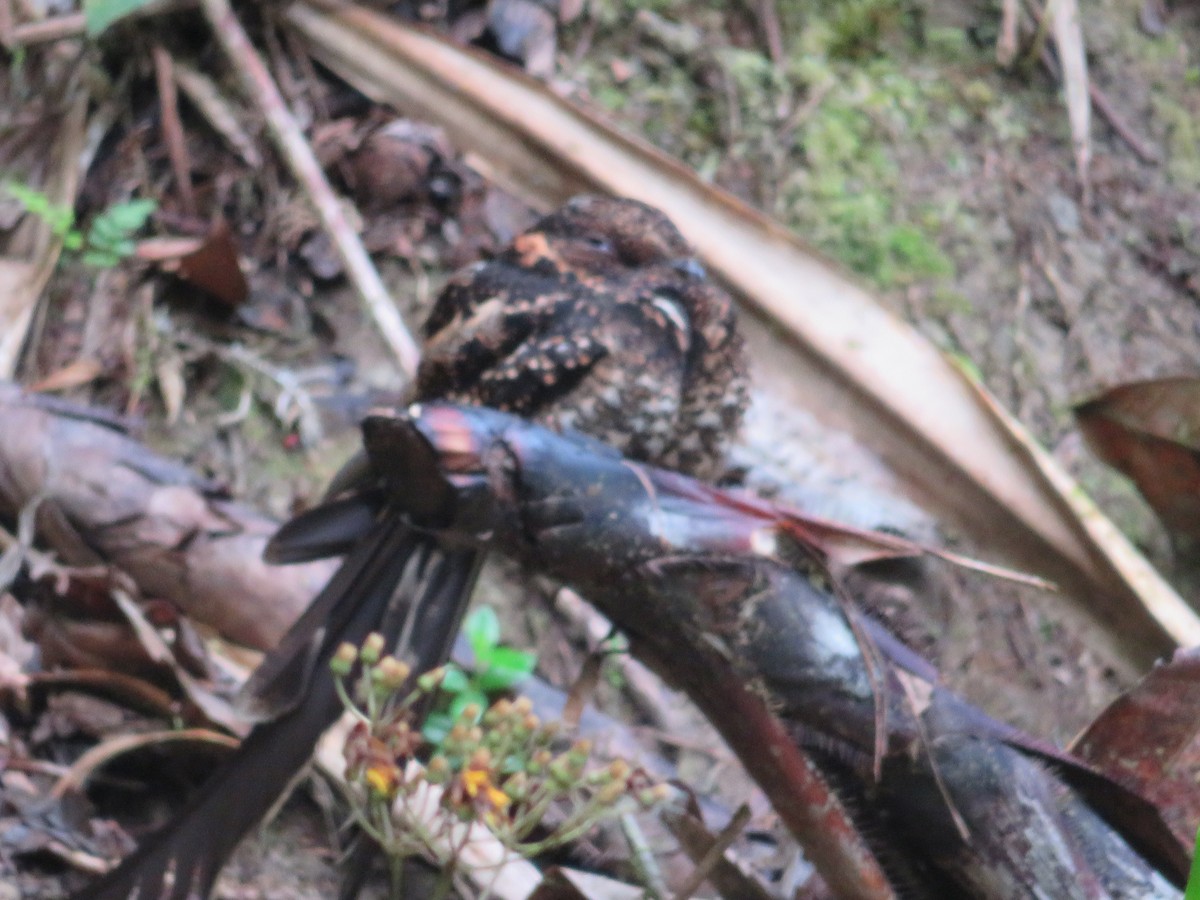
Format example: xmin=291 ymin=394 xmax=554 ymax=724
xmin=1072 ymin=646 xmax=1200 ymax=849
xmin=1077 ymin=377 xmax=1200 ymax=547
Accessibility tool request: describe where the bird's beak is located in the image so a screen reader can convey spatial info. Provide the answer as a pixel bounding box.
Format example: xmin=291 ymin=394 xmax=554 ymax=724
xmin=671 ymin=256 xmax=707 ymax=280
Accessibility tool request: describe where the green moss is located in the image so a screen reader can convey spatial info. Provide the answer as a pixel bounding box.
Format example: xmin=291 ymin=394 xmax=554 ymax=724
xmin=824 ymin=0 xmax=908 ymax=60
xmin=985 ymin=97 xmax=1030 ymax=144
xmin=927 ymin=287 xmax=973 ymax=318
xmin=588 ymin=0 xmax=682 ymax=27
xmin=1152 ymin=95 xmax=1200 ymax=189
xmin=574 ymin=0 xmax=963 ymax=288
xmin=1123 ymin=22 xmax=1188 ymax=66
xmin=593 ymin=84 xmax=627 ymax=112
xmin=779 ymin=0 xmax=917 ymax=62
xmin=780 ymin=56 xmax=955 ymax=286
xmin=924 ymin=25 xmax=975 ymax=61
xmin=959 ymin=79 xmax=997 ymax=115
xmin=889 ymin=223 xmax=953 ymax=276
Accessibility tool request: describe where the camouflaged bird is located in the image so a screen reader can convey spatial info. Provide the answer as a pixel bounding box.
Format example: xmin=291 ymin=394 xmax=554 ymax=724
xmin=416 ymin=195 xmax=746 ymax=477
xmin=76 ymin=195 xmax=748 ymax=900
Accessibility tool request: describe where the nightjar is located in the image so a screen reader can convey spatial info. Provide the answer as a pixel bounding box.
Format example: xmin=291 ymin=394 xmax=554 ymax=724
xmin=416 ymin=194 xmax=746 ymax=477
xmin=76 ymin=195 xmax=748 ymax=900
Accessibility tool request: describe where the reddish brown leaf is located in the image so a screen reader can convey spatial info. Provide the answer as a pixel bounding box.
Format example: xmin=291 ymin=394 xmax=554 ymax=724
xmin=677 ymin=476 xmax=1055 ymax=589
xmin=1076 ymin=378 xmax=1200 ymax=544
xmin=175 ymin=220 xmax=249 ymax=307
xmin=1071 ymin=646 xmax=1200 ymax=849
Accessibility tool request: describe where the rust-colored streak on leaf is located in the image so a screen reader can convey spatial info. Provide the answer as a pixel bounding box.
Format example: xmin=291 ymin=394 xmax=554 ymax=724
xmin=1071 ymin=646 xmax=1200 ymax=849
xmin=176 ymin=220 xmax=249 ymax=307
xmin=675 ymin=472 xmax=1055 ymax=589
xmin=1077 ymin=378 xmax=1200 ymax=543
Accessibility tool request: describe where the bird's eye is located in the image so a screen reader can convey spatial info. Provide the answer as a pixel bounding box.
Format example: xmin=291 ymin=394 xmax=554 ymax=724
xmin=585 ymin=235 xmax=614 ymax=254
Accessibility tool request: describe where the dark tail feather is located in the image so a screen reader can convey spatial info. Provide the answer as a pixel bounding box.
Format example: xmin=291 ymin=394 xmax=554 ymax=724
xmin=244 ymin=511 xmax=410 ymax=719
xmin=262 ymin=492 xmax=383 ymax=565
xmin=74 ymin=522 xmax=480 ymax=900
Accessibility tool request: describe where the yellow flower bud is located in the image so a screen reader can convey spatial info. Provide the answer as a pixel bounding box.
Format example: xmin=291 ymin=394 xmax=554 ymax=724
xmin=511 ymin=696 xmax=533 ymax=716
xmin=374 ymin=655 xmax=411 ymax=690
xmin=361 ymin=632 xmax=386 ymax=665
xmin=596 ymin=779 xmax=626 ymax=806
xmin=469 ymin=747 xmax=493 ymax=770
xmin=330 ymin=642 xmax=358 ymax=676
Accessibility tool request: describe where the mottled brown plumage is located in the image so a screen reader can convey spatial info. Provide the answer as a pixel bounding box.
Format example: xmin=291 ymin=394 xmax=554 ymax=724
xmin=76 ymin=196 xmax=747 ymax=900
xmin=416 ymin=194 xmax=746 ymax=477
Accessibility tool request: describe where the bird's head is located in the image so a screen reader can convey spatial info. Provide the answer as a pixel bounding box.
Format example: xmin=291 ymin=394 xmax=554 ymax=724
xmin=530 ymin=194 xmax=699 ymax=274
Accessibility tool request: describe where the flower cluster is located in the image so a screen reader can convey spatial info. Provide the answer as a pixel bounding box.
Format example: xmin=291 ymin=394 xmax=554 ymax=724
xmin=332 ymin=634 xmax=670 ymax=883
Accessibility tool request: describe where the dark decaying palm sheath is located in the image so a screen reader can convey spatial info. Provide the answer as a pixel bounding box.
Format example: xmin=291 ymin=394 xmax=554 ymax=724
xmin=74 ymin=195 xmax=748 ymax=899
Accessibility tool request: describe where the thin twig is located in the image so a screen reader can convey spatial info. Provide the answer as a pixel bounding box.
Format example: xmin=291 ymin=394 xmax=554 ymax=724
xmin=755 ymin=0 xmax=784 ymax=68
xmin=997 ymin=0 xmax=1019 ymax=66
xmin=0 ymin=93 xmax=87 ymax=379
xmin=173 ymin=62 xmax=264 ymax=167
xmin=153 ymin=44 xmax=197 ymax=215
xmin=670 ymin=805 xmax=752 ymax=900
xmin=620 ymin=813 xmax=670 ymax=898
xmin=1048 ymin=0 xmax=1091 ymax=201
xmin=1037 ymin=43 xmax=1158 ymax=165
xmin=173 ymin=330 xmax=326 ymax=446
xmin=1087 ymin=80 xmax=1159 ymax=164
xmin=895 ymin=671 xmax=971 ymax=841
xmin=7 ymin=12 xmax=84 ymax=46
xmin=198 ymin=0 xmax=421 ymax=377
xmin=0 ymin=0 xmax=15 ymax=47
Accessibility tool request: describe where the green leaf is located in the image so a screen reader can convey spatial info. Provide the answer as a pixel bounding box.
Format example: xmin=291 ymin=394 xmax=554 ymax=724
xmin=102 ymin=198 xmax=157 ymax=231
xmin=475 ymin=647 xmax=536 ymax=693
xmin=82 ymin=248 xmax=120 ymax=268
xmin=49 ymin=212 xmax=77 ymax=239
xmin=83 ymin=0 xmax=156 ymax=36
xmin=4 ymin=181 xmax=41 ymax=209
xmin=464 ymin=606 xmax=501 ymax=661
xmin=486 ymin=646 xmax=537 ymax=672
xmin=84 ymin=198 xmax=153 ymax=265
xmin=1186 ymin=823 xmax=1200 ymax=900
xmin=88 ymin=199 xmax=154 ymax=246
xmin=87 ymin=217 xmax=126 ymax=244
xmin=86 ymin=234 xmax=136 ymax=260
xmin=5 ymin=182 xmax=77 ymax=238
xmin=439 ymin=665 xmax=470 ymax=695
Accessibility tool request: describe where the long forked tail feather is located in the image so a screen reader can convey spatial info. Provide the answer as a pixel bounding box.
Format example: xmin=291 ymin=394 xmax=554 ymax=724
xmin=74 ymin=520 xmax=480 ymax=899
